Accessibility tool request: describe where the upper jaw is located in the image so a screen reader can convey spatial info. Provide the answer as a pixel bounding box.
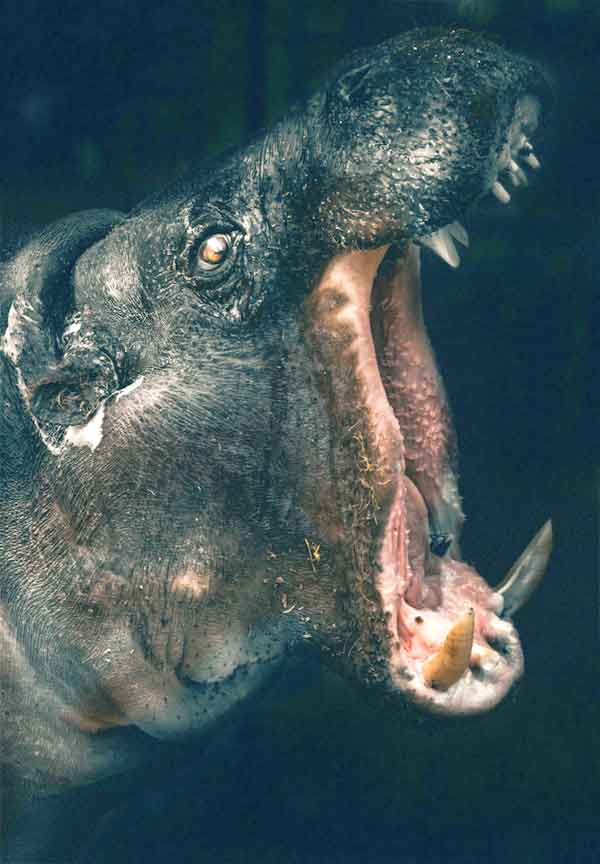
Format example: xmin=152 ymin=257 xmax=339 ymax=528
xmin=296 ymin=26 xmax=549 ymax=259
xmin=416 ymin=92 xmax=542 ymax=270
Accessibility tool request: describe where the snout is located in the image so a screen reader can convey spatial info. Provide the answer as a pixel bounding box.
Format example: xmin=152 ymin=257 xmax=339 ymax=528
xmin=303 ymin=27 xmax=549 ymax=249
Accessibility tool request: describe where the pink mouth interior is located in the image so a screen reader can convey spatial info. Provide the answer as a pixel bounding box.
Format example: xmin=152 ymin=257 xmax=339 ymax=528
xmin=309 ymin=243 xmax=524 ymax=714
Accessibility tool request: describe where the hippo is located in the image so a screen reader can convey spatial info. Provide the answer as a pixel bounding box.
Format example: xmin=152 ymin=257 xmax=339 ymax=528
xmin=0 ymin=26 xmax=552 ymax=854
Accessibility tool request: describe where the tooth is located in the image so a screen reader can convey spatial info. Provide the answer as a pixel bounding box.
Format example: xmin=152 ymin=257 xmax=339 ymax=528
xmin=419 ymin=228 xmax=460 ymax=268
xmin=509 ymin=160 xmax=528 ymax=186
xmin=422 ymin=609 xmax=474 ymax=690
xmin=492 ymin=181 xmax=511 ymax=204
xmin=446 ymin=221 xmax=469 ymax=247
xmin=524 ymin=152 xmax=541 ymax=170
xmin=496 ymin=520 xmax=553 ymax=617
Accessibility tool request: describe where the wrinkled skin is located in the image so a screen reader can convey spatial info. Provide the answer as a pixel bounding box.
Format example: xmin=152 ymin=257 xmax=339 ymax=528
xmin=0 ymin=27 xmax=549 ymax=836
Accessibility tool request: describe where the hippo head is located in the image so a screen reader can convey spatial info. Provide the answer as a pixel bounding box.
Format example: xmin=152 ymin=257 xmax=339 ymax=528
xmin=2 ymin=28 xmax=552 ymax=733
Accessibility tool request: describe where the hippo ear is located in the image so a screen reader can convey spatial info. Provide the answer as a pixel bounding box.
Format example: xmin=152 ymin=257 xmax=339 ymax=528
xmin=2 ymin=209 xmax=125 ymax=441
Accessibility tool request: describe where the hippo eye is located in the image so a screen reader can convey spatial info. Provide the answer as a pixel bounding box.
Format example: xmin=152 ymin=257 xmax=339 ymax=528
xmin=196 ymin=233 xmax=232 ymax=270
xmin=183 ymin=225 xmax=242 ymax=293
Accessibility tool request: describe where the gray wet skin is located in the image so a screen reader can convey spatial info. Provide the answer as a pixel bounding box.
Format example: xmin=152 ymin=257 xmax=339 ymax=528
xmin=0 ymin=28 xmax=550 ymax=816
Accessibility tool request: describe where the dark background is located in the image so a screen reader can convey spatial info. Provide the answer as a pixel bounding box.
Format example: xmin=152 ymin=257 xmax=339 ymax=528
xmin=1 ymin=1 xmax=597 ymax=862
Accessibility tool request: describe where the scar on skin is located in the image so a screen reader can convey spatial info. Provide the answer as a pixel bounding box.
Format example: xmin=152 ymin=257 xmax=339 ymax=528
xmin=169 ymin=569 xmax=211 ymax=602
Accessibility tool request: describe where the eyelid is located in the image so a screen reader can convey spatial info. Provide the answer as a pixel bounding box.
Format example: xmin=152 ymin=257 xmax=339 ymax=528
xmin=188 ymin=207 xmax=244 ymax=239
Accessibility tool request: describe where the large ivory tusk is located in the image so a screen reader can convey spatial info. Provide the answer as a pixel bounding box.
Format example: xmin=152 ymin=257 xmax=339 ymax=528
xmin=422 ymin=609 xmax=474 ymax=690
xmin=497 ymin=520 xmax=553 ymax=617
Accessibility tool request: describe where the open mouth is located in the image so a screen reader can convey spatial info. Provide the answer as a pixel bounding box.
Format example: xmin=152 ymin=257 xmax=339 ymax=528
xmin=305 ymin=95 xmax=551 ymax=715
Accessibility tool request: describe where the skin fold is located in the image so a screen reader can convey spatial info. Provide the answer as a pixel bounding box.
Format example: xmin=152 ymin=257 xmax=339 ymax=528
xmin=0 ymin=27 xmax=550 ymax=844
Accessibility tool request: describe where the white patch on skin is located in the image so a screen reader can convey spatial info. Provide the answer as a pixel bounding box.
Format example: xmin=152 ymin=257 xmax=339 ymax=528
xmin=115 ymin=376 xmax=144 ymax=402
xmin=169 ymin=569 xmax=211 ymax=603
xmin=63 ymin=320 xmax=82 ymax=337
xmin=2 ymin=302 xmax=25 ymax=363
xmin=65 ymin=403 xmax=106 ymax=452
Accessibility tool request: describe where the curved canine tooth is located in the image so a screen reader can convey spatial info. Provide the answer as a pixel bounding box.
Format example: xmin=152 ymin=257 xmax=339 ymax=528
xmin=419 ymin=228 xmax=460 ymax=268
xmin=492 ymin=181 xmax=511 ymax=204
xmin=422 ymin=609 xmax=474 ymax=690
xmin=497 ymin=520 xmax=553 ymax=617
xmin=524 ymin=152 xmax=541 ymax=170
xmin=447 ymin=221 xmax=469 ymax=247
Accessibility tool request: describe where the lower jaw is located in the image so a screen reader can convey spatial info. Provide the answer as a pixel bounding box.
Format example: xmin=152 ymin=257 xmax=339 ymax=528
xmin=376 ymin=502 xmax=524 ymax=714
xmin=367 ymin=409 xmax=524 ymax=714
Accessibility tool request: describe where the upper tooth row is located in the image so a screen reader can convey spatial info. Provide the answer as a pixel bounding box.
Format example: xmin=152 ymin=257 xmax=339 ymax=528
xmin=493 ymin=140 xmax=541 ymax=205
xmin=417 ymin=143 xmax=540 ymax=269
